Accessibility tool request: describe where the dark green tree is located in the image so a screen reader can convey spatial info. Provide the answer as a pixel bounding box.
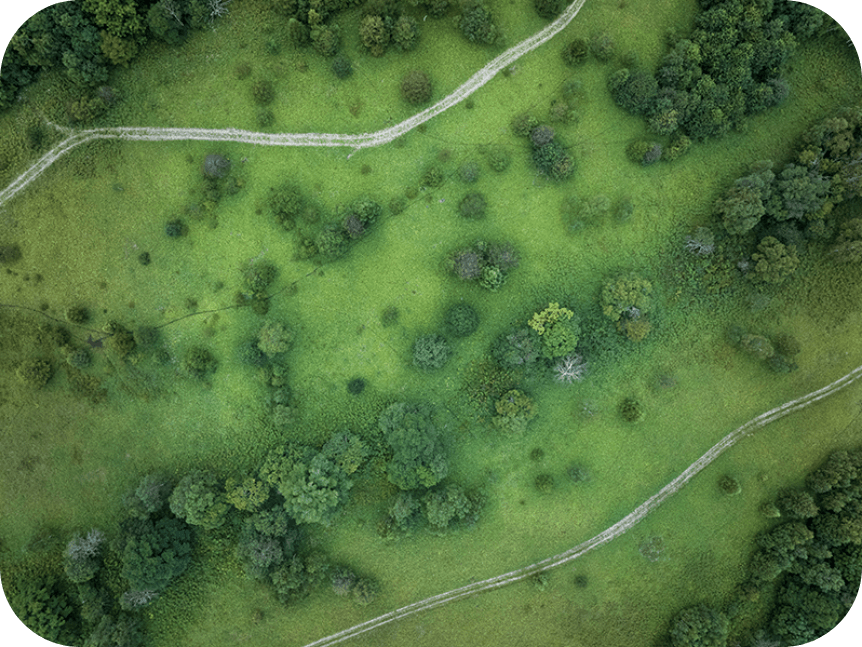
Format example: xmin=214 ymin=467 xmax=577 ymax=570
xmin=379 ymin=402 xmax=448 ymax=490
xmin=168 ymin=470 xmax=230 ymax=530
xmin=401 ymin=70 xmax=432 ymax=105
xmin=668 ymin=604 xmax=730 ymax=647
xmin=458 ymin=3 xmax=497 ymax=44
xmin=119 ymin=516 xmax=192 ymax=593
xmin=413 ymin=334 xmax=451 ymax=370
xmin=750 ymin=236 xmax=799 ymax=284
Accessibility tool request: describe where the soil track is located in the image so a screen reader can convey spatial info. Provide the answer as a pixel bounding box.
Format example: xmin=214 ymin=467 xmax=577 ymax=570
xmin=0 ymin=0 xmax=587 ymax=209
xmin=301 ymin=362 xmax=862 ymax=647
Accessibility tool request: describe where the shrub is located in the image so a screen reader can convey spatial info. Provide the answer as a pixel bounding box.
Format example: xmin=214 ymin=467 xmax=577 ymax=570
xmin=66 ymin=348 xmax=92 ymax=369
xmin=479 ymin=265 xmax=505 ymax=291
xmin=65 ymin=306 xmax=89 ymax=324
xmin=352 ymin=577 xmax=379 ymax=606
xmin=203 ymin=153 xmax=231 ymax=179
xmin=528 ymin=302 xmax=580 ymax=359
xmin=458 ymin=3 xmax=497 ymax=44
xmin=16 ymin=358 xmax=53 ymax=388
xmin=401 ymin=70 xmax=432 ymax=105
xmin=251 ymin=79 xmax=275 ymax=105
xmin=458 ymin=192 xmax=487 ymax=218
xmin=164 ymin=219 xmax=187 ymax=237
xmin=485 ymin=146 xmax=511 ymax=172
xmin=530 ymin=124 xmax=556 ymax=148
xmin=331 ymin=55 xmax=353 ymax=79
xmin=493 ymin=389 xmax=536 ymax=434
xmin=533 ymin=0 xmax=565 ymax=20
xmin=311 ymin=24 xmax=340 ymax=57
xmin=443 ymin=303 xmax=479 ymax=338
xmin=619 ymin=397 xmax=644 ymax=422
xmin=331 ymin=567 xmax=358 ymax=597
xmin=392 ymin=15 xmax=419 ymax=51
xmin=423 ymin=484 xmax=479 ymax=530
xmin=0 ymin=243 xmax=22 ymax=264
xmin=359 ymin=14 xmax=390 ymax=56
xmin=589 ymin=32 xmax=615 ymax=62
xmin=511 ymin=113 xmax=539 ymax=137
xmin=421 ymin=164 xmax=444 ymax=188
xmin=388 ymin=491 xmax=421 ymax=532
xmin=347 ymin=377 xmax=366 ymax=395
xmin=719 ymin=475 xmax=742 ymax=495
xmin=184 ymin=346 xmax=217 ymax=378
xmin=458 ymin=161 xmax=480 ymax=183
xmin=451 ymin=249 xmax=483 ymax=281
xmin=316 ymin=225 xmax=349 ymax=260
xmin=413 ymin=334 xmax=451 ymax=370
xmin=535 ymin=474 xmax=555 ymax=493
xmin=562 ymin=38 xmax=589 ymax=66
xmin=751 ymin=236 xmax=799 ymax=284
xmin=493 ymin=327 xmax=542 ymax=369
xmin=257 ymin=321 xmax=293 ymax=359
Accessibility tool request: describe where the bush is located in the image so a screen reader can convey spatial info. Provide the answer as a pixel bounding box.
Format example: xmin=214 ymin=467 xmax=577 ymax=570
xmin=485 ymin=146 xmax=511 ymax=173
xmin=203 ymin=153 xmax=231 ymax=179
xmin=458 ymin=160 xmax=480 ymax=183
xmin=619 ymin=397 xmax=644 ymax=422
xmin=393 ymin=15 xmax=419 ymax=51
xmin=251 ymin=79 xmax=275 ymax=105
xmin=316 ymin=225 xmax=349 ymax=260
xmin=413 ymin=334 xmax=451 ymax=370
xmin=493 ymin=389 xmax=536 ymax=434
xmin=589 ymin=32 xmax=615 ymax=62
xmin=16 ymin=359 xmax=53 ymax=388
xmin=331 ymin=55 xmax=353 ymax=79
xmin=562 ymin=39 xmax=589 ymax=66
xmin=535 ymin=474 xmax=555 ymax=493
xmin=401 ymin=70 xmax=432 ymax=105
xmin=458 ymin=3 xmax=497 ymax=44
xmin=533 ymin=0 xmax=565 ymax=20
xmin=511 ymin=113 xmax=539 ymax=137
xmin=443 ymin=303 xmax=479 ymax=338
xmin=423 ymin=484 xmax=480 ymax=530
xmin=184 ymin=346 xmax=217 ymax=378
xmin=607 ymin=68 xmax=658 ymax=116
xmin=164 ymin=219 xmax=187 ymax=237
xmin=257 ymin=321 xmax=293 ymax=358
xmin=346 ymin=377 xmax=366 ymax=395
xmin=719 ymin=475 xmax=742 ymax=495
xmin=458 ymin=192 xmax=487 ymax=218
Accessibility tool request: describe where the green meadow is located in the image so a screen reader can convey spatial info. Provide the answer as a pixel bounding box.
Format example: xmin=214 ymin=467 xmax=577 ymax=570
xmin=1 ymin=1 xmax=861 ymax=646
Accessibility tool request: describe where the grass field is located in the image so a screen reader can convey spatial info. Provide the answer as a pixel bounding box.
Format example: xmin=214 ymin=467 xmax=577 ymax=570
xmin=1 ymin=1 xmax=861 ymax=646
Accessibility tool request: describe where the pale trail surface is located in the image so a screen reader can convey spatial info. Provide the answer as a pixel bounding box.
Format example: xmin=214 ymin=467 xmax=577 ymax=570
xmin=302 ymin=362 xmax=862 ymax=647
xmin=0 ymin=0 xmax=587 ymax=208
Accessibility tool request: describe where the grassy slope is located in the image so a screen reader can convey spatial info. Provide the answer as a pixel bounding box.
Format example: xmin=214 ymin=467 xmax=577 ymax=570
xmin=1 ymin=1 xmax=861 ymax=646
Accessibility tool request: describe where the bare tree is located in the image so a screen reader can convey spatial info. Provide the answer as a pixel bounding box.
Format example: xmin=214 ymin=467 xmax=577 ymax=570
xmin=554 ymin=354 xmax=587 ymax=384
xmin=208 ymin=0 xmax=232 ymax=21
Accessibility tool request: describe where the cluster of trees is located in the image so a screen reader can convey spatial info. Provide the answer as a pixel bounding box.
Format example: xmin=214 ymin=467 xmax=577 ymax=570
xmin=608 ymin=0 xmax=825 ymax=152
xmin=600 ymin=274 xmax=654 ymax=342
xmin=666 ymin=447 xmax=862 ymax=647
xmin=702 ymin=108 xmax=862 ymax=288
xmin=358 ymin=2 xmax=419 ymax=57
xmin=509 ymin=119 xmax=575 ymax=180
xmin=728 ymin=326 xmax=801 ymax=373
xmin=448 ymin=239 xmax=519 ymax=290
xmin=315 ymin=198 xmax=383 ymax=260
xmin=1 ymin=0 xmax=229 ymax=114
xmin=382 ymin=483 xmax=483 ymax=536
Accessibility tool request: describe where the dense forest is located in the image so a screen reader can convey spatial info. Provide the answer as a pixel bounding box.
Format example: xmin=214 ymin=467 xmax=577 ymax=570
xmin=0 ymin=1 xmax=861 ymax=646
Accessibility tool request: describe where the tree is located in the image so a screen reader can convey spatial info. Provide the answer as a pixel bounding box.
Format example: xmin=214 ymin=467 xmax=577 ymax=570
xmin=235 ymin=520 xmax=292 ymax=581
xmin=315 ymin=224 xmax=350 ymax=260
xmin=63 ymin=529 xmax=105 ymax=584
xmin=777 ymin=489 xmax=819 ymax=519
xmin=225 ymin=475 xmax=271 ymax=512
xmin=608 ymin=68 xmax=658 ymax=115
xmin=533 ymin=0 xmax=565 ymax=20
xmin=774 ymin=164 xmax=831 ymax=222
xmin=830 ymin=218 xmax=862 ymax=263
xmin=359 ymin=14 xmax=390 ymax=56
xmin=562 ymin=38 xmax=589 ymax=66
xmin=322 ymin=432 xmax=368 ymax=475
xmin=443 ymin=303 xmax=479 ymax=338
xmin=423 ymin=484 xmax=480 ymax=531
xmin=493 ymin=327 xmax=542 ymax=370
xmin=413 ymin=334 xmax=451 ymax=370
xmin=123 ymin=473 xmax=172 ymax=519
xmin=750 ymin=236 xmax=799 ymax=284
xmin=183 ymin=346 xmax=217 ymax=378
xmin=83 ymin=612 xmax=143 ymax=647
xmin=401 ymin=70 xmax=432 ymax=105
xmin=600 ymin=274 xmax=653 ymax=340
xmin=458 ymin=192 xmax=487 ymax=218
xmin=310 ymin=24 xmax=340 ymax=57
xmin=716 ymin=167 xmax=776 ymax=235
xmin=257 ymin=321 xmax=294 ymax=359
xmin=269 ymin=184 xmax=305 ymax=228
xmin=16 ymin=358 xmax=53 ymax=388
xmin=387 ymin=491 xmax=421 ymax=532
xmin=379 ymin=402 xmax=448 ymax=490
xmin=120 ymin=516 xmax=192 ymax=593
xmin=458 ymin=3 xmax=497 ymax=45
xmin=806 ymin=450 xmax=859 ymax=493
xmin=554 ymin=354 xmax=587 ymax=384
xmin=668 ymin=604 xmax=730 ymax=647
xmin=528 ymin=302 xmax=580 ymax=359
xmin=493 ymin=389 xmax=536 ymax=434
xmin=392 ymin=15 xmax=419 ymax=51
xmin=169 ymin=470 xmax=230 ymax=530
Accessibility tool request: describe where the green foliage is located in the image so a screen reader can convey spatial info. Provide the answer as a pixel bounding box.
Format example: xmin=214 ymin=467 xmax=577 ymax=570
xmin=392 ymin=15 xmax=419 ymax=51
xmin=777 ymin=490 xmax=819 ymax=519
xmin=668 ymin=605 xmax=730 ymax=647
xmin=331 ymin=54 xmax=353 ymax=79
xmin=443 ymin=303 xmax=479 ymax=338
xmin=183 ymin=346 xmax=217 ymax=378
xmin=493 ymin=327 xmax=542 ymax=370
xmin=168 ymin=470 xmax=230 ymax=530
xmin=493 ymin=389 xmax=536 ymax=434
xmin=322 ymin=432 xmax=368 ymax=475
xmin=413 ymin=333 xmax=451 ymax=370
xmin=830 ymin=218 xmax=862 ymax=263
xmin=311 ymin=24 xmax=341 ymax=56
xmin=269 ymin=184 xmax=305 ymax=228
xmin=608 ymin=68 xmax=658 ymax=116
xmin=528 ymin=302 xmax=580 ymax=359
xmin=359 ymin=14 xmax=391 ymax=57
xmin=16 ymin=358 xmax=53 ymax=388
xmin=251 ymin=78 xmax=275 ymax=105
xmin=235 ymin=519 xmax=294 ymax=581
xmin=7 ymin=573 xmax=81 ymax=645
xmin=351 ymin=577 xmax=379 ymax=606
xmin=561 ymin=38 xmax=589 ymax=66
xmin=315 ymin=224 xmax=350 ymax=260
xmin=458 ymin=192 xmax=487 ymax=219
xmin=619 ymin=397 xmax=644 ymax=423
xmin=225 ymin=476 xmax=271 ymax=513
xmin=532 ymin=0 xmax=565 ymax=20
xmin=535 ymin=473 xmax=555 ymax=493
xmin=600 ymin=274 xmax=653 ymax=340
xmin=485 ymin=146 xmax=511 ymax=173
xmin=379 ymin=402 xmax=448 ymax=490
xmin=63 ymin=529 xmax=105 ymax=584
xmin=401 ymin=70 xmax=432 ymax=105
xmin=83 ymin=612 xmax=143 ymax=647
xmin=719 ymin=475 xmax=742 ymax=495
xmin=387 ymin=491 xmax=422 ymax=532
xmin=123 ymin=473 xmax=172 ymax=519
xmin=257 ymin=320 xmax=294 ymax=358
xmin=423 ymin=484 xmax=481 ymax=531
xmin=750 ymin=236 xmax=799 ymax=284
xmin=531 ymin=137 xmax=575 ymax=180
xmin=119 ymin=516 xmax=192 ymax=593
xmin=458 ymin=3 xmax=497 ymax=45
xmin=589 ymin=32 xmax=615 ymax=62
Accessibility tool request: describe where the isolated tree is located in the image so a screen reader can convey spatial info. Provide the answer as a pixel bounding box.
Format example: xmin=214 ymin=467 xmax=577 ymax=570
xmin=600 ymin=274 xmax=653 ymax=339
xmin=401 ymin=70 xmax=432 ymax=105
xmin=443 ymin=303 xmax=479 ymax=338
xmin=169 ymin=470 xmax=230 ymax=530
xmin=458 ymin=192 xmax=487 ymax=218
xmin=413 ymin=334 xmax=451 ymax=370
xmin=257 ymin=320 xmax=294 ymax=359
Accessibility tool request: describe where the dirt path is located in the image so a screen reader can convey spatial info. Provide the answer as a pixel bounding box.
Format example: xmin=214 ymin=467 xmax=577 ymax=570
xmin=300 ymin=362 xmax=862 ymax=647
xmin=0 ymin=0 xmax=587 ymax=209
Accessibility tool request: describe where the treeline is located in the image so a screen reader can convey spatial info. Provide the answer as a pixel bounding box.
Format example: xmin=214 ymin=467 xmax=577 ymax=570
xmin=0 ymin=0 xmax=233 ymax=112
xmin=676 ymin=106 xmax=862 ymax=295
xmin=666 ymin=447 xmax=862 ymax=647
xmin=606 ymin=0 xmax=827 ymax=161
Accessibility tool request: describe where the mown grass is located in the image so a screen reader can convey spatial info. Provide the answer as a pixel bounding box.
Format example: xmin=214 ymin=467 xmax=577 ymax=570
xmin=1 ymin=1 xmax=861 ymax=646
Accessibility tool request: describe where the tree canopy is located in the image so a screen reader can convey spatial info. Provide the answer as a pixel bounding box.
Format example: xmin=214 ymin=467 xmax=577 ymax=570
xmin=379 ymin=402 xmax=448 ymax=490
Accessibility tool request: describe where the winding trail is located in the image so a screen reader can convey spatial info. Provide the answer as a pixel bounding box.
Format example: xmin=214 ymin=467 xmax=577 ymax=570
xmin=0 ymin=0 xmax=587 ymax=209
xmin=301 ymin=362 xmax=862 ymax=647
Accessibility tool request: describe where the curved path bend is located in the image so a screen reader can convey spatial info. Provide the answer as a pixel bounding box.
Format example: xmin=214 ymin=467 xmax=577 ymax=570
xmin=0 ymin=0 xmax=587 ymax=209
xmin=302 ymin=362 xmax=862 ymax=647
